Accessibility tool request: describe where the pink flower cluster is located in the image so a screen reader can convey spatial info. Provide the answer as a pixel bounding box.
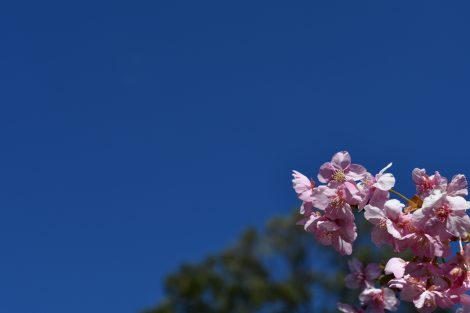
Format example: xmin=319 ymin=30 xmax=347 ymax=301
xmin=292 ymin=151 xmax=470 ymax=313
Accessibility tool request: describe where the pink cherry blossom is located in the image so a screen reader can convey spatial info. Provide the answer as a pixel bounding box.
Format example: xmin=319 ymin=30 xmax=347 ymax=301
xmin=364 ymin=199 xmax=409 ymax=249
xmin=292 ymin=170 xmax=315 ymax=202
xmin=443 ymin=244 xmax=470 ymax=289
xmin=413 ymin=191 xmax=470 ymax=239
xmin=345 ymin=258 xmax=381 ymax=289
xmin=292 ymin=151 xmax=470 ymax=313
xmin=413 ymin=168 xmax=448 ymax=198
xmin=389 ymin=263 xmax=459 ymax=313
xmin=311 ymin=185 xmax=356 ymax=218
xmin=413 ymin=290 xmax=445 ymax=313
xmin=399 ymin=230 xmax=449 ymax=258
xmin=359 ymin=287 xmax=399 ymax=313
xmin=358 ymin=163 xmax=394 ymax=210
xmin=309 ymin=185 xmax=336 ymax=210
xmin=318 ymin=151 xmax=367 ymax=186
xmin=304 ymin=209 xmax=356 ymax=255
xmin=388 ymin=275 xmax=423 ymax=301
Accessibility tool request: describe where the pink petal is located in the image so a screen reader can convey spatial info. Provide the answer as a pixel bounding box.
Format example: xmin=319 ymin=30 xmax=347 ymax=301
xmin=384 ymin=257 xmax=406 ymax=278
xmin=447 ymin=214 xmax=470 ymax=238
xmin=383 ymin=288 xmax=399 ymax=310
xmin=300 ymin=201 xmax=312 ymax=215
xmin=292 ymin=170 xmax=313 ymax=202
xmin=414 ymin=291 xmax=438 ymax=313
xmin=337 ymin=303 xmax=363 ymax=313
xmin=365 ymin=263 xmax=381 ymax=281
xmin=447 ymin=195 xmax=469 ymax=211
xmin=317 ymin=162 xmax=335 ymax=183
xmin=413 ymin=291 xmax=432 ymax=309
xmin=364 ymin=205 xmax=385 ymax=224
xmin=344 ymin=273 xmax=360 ymax=289
xmin=340 ymin=220 xmax=357 ymax=243
xmin=421 ymin=191 xmax=444 ymax=211
xmin=412 ymin=168 xmax=427 ymax=184
xmin=348 ymin=258 xmax=363 ymax=273
xmin=371 ymin=226 xmax=388 ymax=246
xmin=374 ymin=173 xmax=395 ymax=191
xmin=344 ymin=181 xmax=361 ymax=204
xmin=326 ymin=204 xmax=352 ymax=220
xmin=368 ymin=189 xmax=389 ymax=209
xmin=311 ymin=186 xmax=334 ymax=210
xmin=332 ymin=151 xmax=351 ymax=170
xmin=334 ymin=235 xmax=353 ymax=255
xmin=348 ymin=164 xmax=367 ymax=180
xmin=411 ymin=208 xmax=426 ymax=228
xmin=384 ymin=199 xmax=404 ymax=220
xmin=304 ymin=213 xmax=322 ymax=232
xmin=386 ymin=219 xmax=402 ymax=239
xmin=448 ymin=174 xmax=468 ymax=196
xmin=317 ymin=220 xmax=340 ymax=232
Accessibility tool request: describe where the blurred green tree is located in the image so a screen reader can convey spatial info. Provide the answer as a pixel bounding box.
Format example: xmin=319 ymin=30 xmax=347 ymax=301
xmin=144 ymin=211 xmax=451 ymax=313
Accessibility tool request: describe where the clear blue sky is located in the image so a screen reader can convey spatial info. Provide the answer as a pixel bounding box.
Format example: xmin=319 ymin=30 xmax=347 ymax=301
xmin=1 ymin=1 xmax=470 ymax=312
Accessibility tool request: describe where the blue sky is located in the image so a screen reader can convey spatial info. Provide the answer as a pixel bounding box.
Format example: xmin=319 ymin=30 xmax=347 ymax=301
xmin=1 ymin=1 xmax=470 ymax=312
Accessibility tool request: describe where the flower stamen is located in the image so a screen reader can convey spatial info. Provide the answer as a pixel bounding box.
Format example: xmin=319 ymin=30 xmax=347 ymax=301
xmin=332 ymin=169 xmax=346 ymax=182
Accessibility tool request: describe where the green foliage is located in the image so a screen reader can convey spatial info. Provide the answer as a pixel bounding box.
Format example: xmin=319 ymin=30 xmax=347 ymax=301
xmin=144 ymin=211 xmax=451 ymax=313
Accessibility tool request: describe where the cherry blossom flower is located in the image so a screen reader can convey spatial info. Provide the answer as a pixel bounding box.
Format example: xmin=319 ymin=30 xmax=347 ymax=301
xmin=292 ymin=151 xmax=470 ymax=312
xmin=443 ymin=244 xmax=470 ymax=289
xmin=299 ymin=182 xmax=360 ymax=213
xmin=413 ymin=168 xmax=448 ymax=198
xmin=399 ymin=230 xmax=450 ymax=258
xmin=389 ymin=264 xmax=459 ymax=313
xmin=413 ymin=290 xmax=448 ymax=313
xmin=304 ymin=209 xmax=356 ymax=255
xmin=413 ymin=190 xmax=470 ymax=239
xmin=345 ymin=258 xmax=381 ymax=289
xmin=318 ymin=151 xmax=367 ymax=186
xmin=413 ymin=168 xmax=468 ymax=199
xmin=364 ymin=199 xmax=409 ymax=248
xmin=292 ymin=170 xmax=315 ymax=202
xmin=358 ymin=163 xmax=394 ymax=210
xmin=359 ymin=287 xmax=399 ymax=313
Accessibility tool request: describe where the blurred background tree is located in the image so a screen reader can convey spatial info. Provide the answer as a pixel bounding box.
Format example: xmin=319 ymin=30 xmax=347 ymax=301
xmin=144 ymin=211 xmax=451 ymax=313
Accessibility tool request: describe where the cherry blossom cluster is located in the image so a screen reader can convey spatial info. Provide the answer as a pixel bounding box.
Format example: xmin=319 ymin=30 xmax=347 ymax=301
xmin=292 ymin=151 xmax=470 ymax=313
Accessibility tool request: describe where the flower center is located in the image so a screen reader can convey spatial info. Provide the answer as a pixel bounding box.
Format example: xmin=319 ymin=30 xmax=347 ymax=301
xmin=332 ymin=169 xmax=346 ymax=182
xmin=417 ymin=176 xmax=436 ymax=193
xmin=310 ymin=179 xmax=316 ymax=190
xmin=356 ymin=272 xmax=365 ymax=283
xmin=436 ymin=204 xmax=450 ymax=222
xmin=372 ymin=290 xmax=384 ymax=304
xmin=330 ymin=189 xmax=346 ymax=208
xmin=362 ymin=176 xmax=373 ymax=188
xmin=320 ymin=231 xmax=334 ymax=239
xmin=378 ymin=219 xmax=387 ymax=229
